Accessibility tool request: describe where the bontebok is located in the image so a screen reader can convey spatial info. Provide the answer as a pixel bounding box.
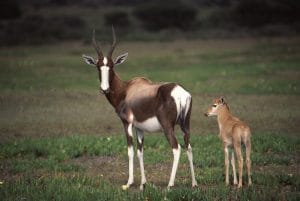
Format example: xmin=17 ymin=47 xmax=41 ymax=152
xmin=82 ymin=27 xmax=197 ymax=190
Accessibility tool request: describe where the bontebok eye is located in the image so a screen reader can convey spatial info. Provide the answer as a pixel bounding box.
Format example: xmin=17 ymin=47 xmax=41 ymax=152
xmin=212 ymin=104 xmax=217 ymax=107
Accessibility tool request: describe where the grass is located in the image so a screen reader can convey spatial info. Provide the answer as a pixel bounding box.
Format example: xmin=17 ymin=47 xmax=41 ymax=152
xmin=0 ymin=38 xmax=299 ymax=140
xmin=0 ymin=134 xmax=299 ymax=200
xmin=0 ymin=37 xmax=299 ymax=200
xmin=0 ymin=38 xmax=299 ymax=94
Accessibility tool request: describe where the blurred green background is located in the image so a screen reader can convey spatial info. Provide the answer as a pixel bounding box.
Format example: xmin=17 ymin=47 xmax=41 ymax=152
xmin=1 ymin=0 xmax=299 ymax=45
xmin=0 ymin=1 xmax=299 ymax=200
xmin=0 ymin=0 xmax=299 ymax=140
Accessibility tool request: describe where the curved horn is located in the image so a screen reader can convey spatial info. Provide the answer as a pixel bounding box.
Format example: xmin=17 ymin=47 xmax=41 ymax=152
xmin=107 ymin=26 xmax=117 ymax=58
xmin=92 ymin=29 xmax=103 ymax=58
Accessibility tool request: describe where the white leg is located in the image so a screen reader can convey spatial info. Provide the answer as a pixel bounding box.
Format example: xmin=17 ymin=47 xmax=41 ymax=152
xmin=231 ymin=151 xmax=238 ymax=185
xmin=127 ymin=145 xmax=134 ymax=187
xmin=136 ymin=129 xmax=146 ymax=190
xmin=137 ymin=149 xmax=146 ymax=190
xmin=126 ymin=123 xmax=134 ymax=188
xmin=168 ymin=144 xmax=181 ymax=187
xmin=187 ymin=144 xmax=198 ymax=187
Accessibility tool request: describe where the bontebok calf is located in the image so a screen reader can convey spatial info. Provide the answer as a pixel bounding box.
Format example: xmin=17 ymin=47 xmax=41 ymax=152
xmin=204 ymin=97 xmax=252 ymax=188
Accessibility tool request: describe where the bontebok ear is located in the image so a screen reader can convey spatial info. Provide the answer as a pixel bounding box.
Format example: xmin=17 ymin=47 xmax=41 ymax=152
xmin=114 ymin=53 xmax=128 ymax=65
xmin=82 ymin=54 xmax=96 ymax=66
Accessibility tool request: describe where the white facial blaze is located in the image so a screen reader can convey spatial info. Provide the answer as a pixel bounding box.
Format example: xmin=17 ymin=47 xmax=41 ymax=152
xmin=103 ymin=57 xmax=108 ymax=65
xmin=100 ymin=57 xmax=110 ymax=91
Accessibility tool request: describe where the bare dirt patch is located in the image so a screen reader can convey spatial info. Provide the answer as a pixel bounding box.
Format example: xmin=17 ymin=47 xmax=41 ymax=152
xmin=69 ymin=155 xmax=193 ymax=188
xmin=254 ymin=164 xmax=300 ymax=176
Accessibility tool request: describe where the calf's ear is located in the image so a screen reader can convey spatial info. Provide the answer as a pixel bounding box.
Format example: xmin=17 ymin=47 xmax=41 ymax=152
xmin=220 ymin=96 xmax=226 ymax=104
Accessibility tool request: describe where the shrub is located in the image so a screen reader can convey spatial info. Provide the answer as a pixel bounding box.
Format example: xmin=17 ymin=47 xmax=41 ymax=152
xmin=231 ymin=0 xmax=300 ymax=27
xmin=104 ymin=10 xmax=130 ymax=28
xmin=0 ymin=0 xmax=22 ymax=20
xmin=0 ymin=14 xmax=86 ymax=46
xmin=133 ymin=0 xmax=197 ymax=31
xmin=195 ymin=0 xmax=232 ymax=7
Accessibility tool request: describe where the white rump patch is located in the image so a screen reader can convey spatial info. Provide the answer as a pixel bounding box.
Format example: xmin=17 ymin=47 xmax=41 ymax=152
xmin=134 ymin=116 xmax=162 ymax=132
xmin=170 ymin=85 xmax=191 ymax=120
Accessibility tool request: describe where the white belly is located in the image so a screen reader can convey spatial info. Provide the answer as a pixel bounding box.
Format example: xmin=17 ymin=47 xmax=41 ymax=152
xmin=133 ymin=116 xmax=162 ymax=132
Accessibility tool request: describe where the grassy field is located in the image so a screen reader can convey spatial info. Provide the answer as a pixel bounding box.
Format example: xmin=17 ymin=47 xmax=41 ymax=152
xmin=0 ymin=37 xmax=299 ymax=200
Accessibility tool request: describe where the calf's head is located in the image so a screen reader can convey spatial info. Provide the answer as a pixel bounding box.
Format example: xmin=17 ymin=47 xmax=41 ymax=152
xmin=204 ymin=97 xmax=227 ymax=117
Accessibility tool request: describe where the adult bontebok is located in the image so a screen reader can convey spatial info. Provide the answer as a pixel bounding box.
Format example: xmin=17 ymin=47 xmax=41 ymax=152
xmin=82 ymin=27 xmax=197 ymax=190
xmin=204 ymin=97 xmax=252 ymax=188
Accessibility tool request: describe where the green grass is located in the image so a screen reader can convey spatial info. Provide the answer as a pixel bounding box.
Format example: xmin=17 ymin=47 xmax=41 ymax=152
xmin=0 ymin=37 xmax=299 ymax=200
xmin=0 ymin=134 xmax=299 ymax=200
xmin=0 ymin=38 xmax=299 ymax=140
xmin=0 ymin=38 xmax=299 ymax=94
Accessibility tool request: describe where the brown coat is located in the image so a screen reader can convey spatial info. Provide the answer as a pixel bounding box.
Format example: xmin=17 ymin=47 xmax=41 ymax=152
xmin=205 ymin=97 xmax=252 ymax=188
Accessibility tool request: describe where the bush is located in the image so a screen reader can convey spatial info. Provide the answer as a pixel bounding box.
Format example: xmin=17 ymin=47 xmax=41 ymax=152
xmin=0 ymin=0 xmax=22 ymax=20
xmin=104 ymin=10 xmax=130 ymax=28
xmin=231 ymin=0 xmax=300 ymax=28
xmin=195 ymin=0 xmax=232 ymax=7
xmin=0 ymin=14 xmax=86 ymax=46
xmin=133 ymin=0 xmax=197 ymax=31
